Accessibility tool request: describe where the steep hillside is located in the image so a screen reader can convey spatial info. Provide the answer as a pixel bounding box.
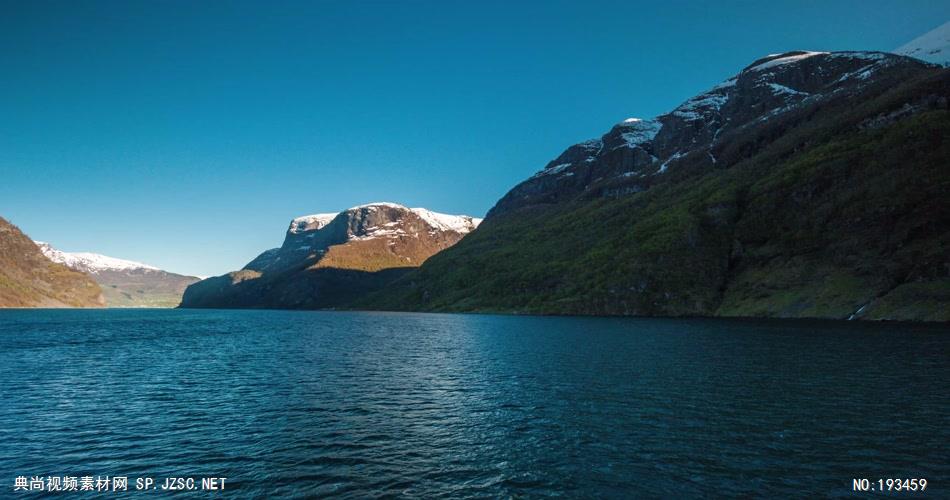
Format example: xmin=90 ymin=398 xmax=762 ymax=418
xmin=0 ymin=218 xmax=104 ymax=308
xmin=36 ymin=243 xmax=200 ymax=308
xmin=180 ymin=203 xmax=481 ymax=309
xmin=359 ymin=52 xmax=950 ymax=321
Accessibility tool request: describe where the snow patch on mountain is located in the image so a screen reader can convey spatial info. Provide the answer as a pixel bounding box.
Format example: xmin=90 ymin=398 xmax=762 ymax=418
xmin=895 ymin=21 xmax=950 ymax=66
xmin=657 ymin=152 xmax=684 ymax=174
xmin=289 ymin=213 xmax=337 ymax=234
xmin=671 ymin=92 xmax=729 ymax=121
xmin=768 ymin=83 xmax=807 ymax=96
xmin=747 ymin=51 xmax=828 ymax=72
xmin=36 ymin=242 xmax=160 ymax=273
xmin=348 ymin=202 xmax=406 ymax=211
xmin=352 ymin=221 xmax=409 ymax=241
xmin=411 ymin=208 xmax=482 ymax=233
xmin=290 ymin=203 xmax=481 ymax=238
xmin=534 ymin=162 xmax=573 ymax=178
xmin=617 ymin=118 xmax=662 ymax=148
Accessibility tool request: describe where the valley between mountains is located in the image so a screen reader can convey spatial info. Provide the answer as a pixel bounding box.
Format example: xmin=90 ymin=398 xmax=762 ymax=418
xmin=2 ymin=24 xmax=949 ymax=321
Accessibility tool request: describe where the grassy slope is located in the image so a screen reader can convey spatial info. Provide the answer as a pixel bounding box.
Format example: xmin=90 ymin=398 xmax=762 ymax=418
xmin=360 ymin=71 xmax=950 ymax=321
xmin=0 ymin=218 xmax=104 ymax=308
xmin=97 ymin=274 xmax=200 ymax=308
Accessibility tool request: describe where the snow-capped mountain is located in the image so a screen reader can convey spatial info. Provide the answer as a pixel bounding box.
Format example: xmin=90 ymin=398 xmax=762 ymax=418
xmin=36 ymin=242 xmax=159 ymax=274
xmin=244 ymin=202 xmax=481 ymax=273
xmin=489 ymin=50 xmax=931 ymax=217
xmin=36 ymin=242 xmax=200 ymax=307
xmin=183 ymin=31 xmax=949 ymax=319
xmin=288 ymin=204 xmax=481 ymax=236
xmin=288 ymin=213 xmax=338 ymax=234
xmin=360 ymin=42 xmax=948 ymax=320
xmin=180 ymin=203 xmax=481 ymax=309
xmin=895 ymin=21 xmax=950 ymax=66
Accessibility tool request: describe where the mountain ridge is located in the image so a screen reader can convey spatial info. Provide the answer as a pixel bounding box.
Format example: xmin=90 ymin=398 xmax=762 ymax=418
xmin=489 ymin=50 xmax=928 ymax=218
xmin=355 ymin=49 xmax=950 ymax=321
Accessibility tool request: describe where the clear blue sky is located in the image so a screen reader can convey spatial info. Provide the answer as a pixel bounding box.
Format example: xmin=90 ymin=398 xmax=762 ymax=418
xmin=2 ymin=0 xmax=948 ymax=277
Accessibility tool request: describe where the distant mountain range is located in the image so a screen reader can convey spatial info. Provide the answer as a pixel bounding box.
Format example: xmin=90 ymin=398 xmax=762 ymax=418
xmin=0 ymin=218 xmax=104 ymax=308
xmin=36 ymin=242 xmax=200 ymax=308
xmin=179 ymin=203 xmax=481 ymax=309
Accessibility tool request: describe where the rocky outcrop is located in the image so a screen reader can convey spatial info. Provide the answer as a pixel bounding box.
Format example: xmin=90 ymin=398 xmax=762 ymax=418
xmin=0 ymin=217 xmax=105 ymax=308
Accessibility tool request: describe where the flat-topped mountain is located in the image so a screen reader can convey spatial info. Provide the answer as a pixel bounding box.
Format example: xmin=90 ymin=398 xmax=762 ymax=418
xmin=36 ymin=242 xmax=200 ymax=308
xmin=0 ymin=217 xmax=104 ymax=308
xmin=359 ymin=48 xmax=950 ymax=321
xmin=180 ymin=203 xmax=481 ymax=309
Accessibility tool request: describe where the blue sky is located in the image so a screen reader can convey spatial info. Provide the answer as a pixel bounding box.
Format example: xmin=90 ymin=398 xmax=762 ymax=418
xmin=2 ymin=0 xmax=948 ymax=277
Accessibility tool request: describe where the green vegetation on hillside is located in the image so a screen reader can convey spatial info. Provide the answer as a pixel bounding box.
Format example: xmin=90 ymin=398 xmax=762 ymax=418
xmin=0 ymin=218 xmax=104 ymax=308
xmin=359 ymin=71 xmax=950 ymax=321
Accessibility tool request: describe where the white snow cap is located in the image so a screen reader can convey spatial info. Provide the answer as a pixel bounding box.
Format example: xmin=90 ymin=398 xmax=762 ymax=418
xmin=747 ymin=51 xmax=829 ymax=72
xmin=347 ymin=201 xmax=407 ymax=210
xmin=289 ymin=213 xmax=337 ymax=234
xmin=895 ymin=21 xmax=950 ymax=66
xmin=35 ymin=242 xmax=159 ymax=273
xmin=411 ymin=208 xmax=482 ymax=233
xmin=292 ymin=203 xmax=481 ymax=235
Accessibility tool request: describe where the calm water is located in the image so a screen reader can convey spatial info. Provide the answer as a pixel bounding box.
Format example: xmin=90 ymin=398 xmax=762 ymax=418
xmin=0 ymin=310 xmax=947 ymax=498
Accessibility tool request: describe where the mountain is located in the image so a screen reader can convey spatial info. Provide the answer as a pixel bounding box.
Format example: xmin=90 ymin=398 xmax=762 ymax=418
xmin=896 ymin=21 xmax=950 ymax=67
xmin=358 ymin=50 xmax=950 ymax=321
xmin=36 ymin=243 xmax=200 ymax=308
xmin=0 ymin=217 xmax=104 ymax=308
xmin=180 ymin=203 xmax=481 ymax=309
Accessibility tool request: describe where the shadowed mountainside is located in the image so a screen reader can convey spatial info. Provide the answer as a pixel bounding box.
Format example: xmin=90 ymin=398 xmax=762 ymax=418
xmin=357 ymin=51 xmax=950 ymax=321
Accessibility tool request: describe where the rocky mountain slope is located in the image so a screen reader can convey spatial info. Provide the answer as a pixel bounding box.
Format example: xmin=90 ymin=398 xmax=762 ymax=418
xmin=180 ymin=203 xmax=481 ymax=309
xmin=36 ymin=243 xmax=200 ymax=307
xmin=0 ymin=218 xmax=104 ymax=308
xmin=359 ymin=50 xmax=950 ymax=321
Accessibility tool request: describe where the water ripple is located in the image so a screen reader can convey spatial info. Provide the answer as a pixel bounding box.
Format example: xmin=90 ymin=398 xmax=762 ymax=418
xmin=0 ymin=310 xmax=947 ymax=497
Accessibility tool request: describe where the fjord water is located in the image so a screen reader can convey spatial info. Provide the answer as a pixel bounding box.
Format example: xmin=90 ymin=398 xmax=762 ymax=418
xmin=0 ymin=310 xmax=947 ymax=497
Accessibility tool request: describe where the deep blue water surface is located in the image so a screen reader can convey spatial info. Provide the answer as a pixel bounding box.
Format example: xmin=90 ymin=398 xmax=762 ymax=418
xmin=0 ymin=310 xmax=947 ymax=498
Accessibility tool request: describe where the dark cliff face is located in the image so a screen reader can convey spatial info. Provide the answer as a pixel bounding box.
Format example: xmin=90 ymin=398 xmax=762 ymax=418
xmin=0 ymin=218 xmax=104 ymax=308
xmin=488 ymin=52 xmax=933 ymax=218
xmin=180 ymin=204 xmax=480 ymax=309
xmin=360 ymin=51 xmax=950 ymax=321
